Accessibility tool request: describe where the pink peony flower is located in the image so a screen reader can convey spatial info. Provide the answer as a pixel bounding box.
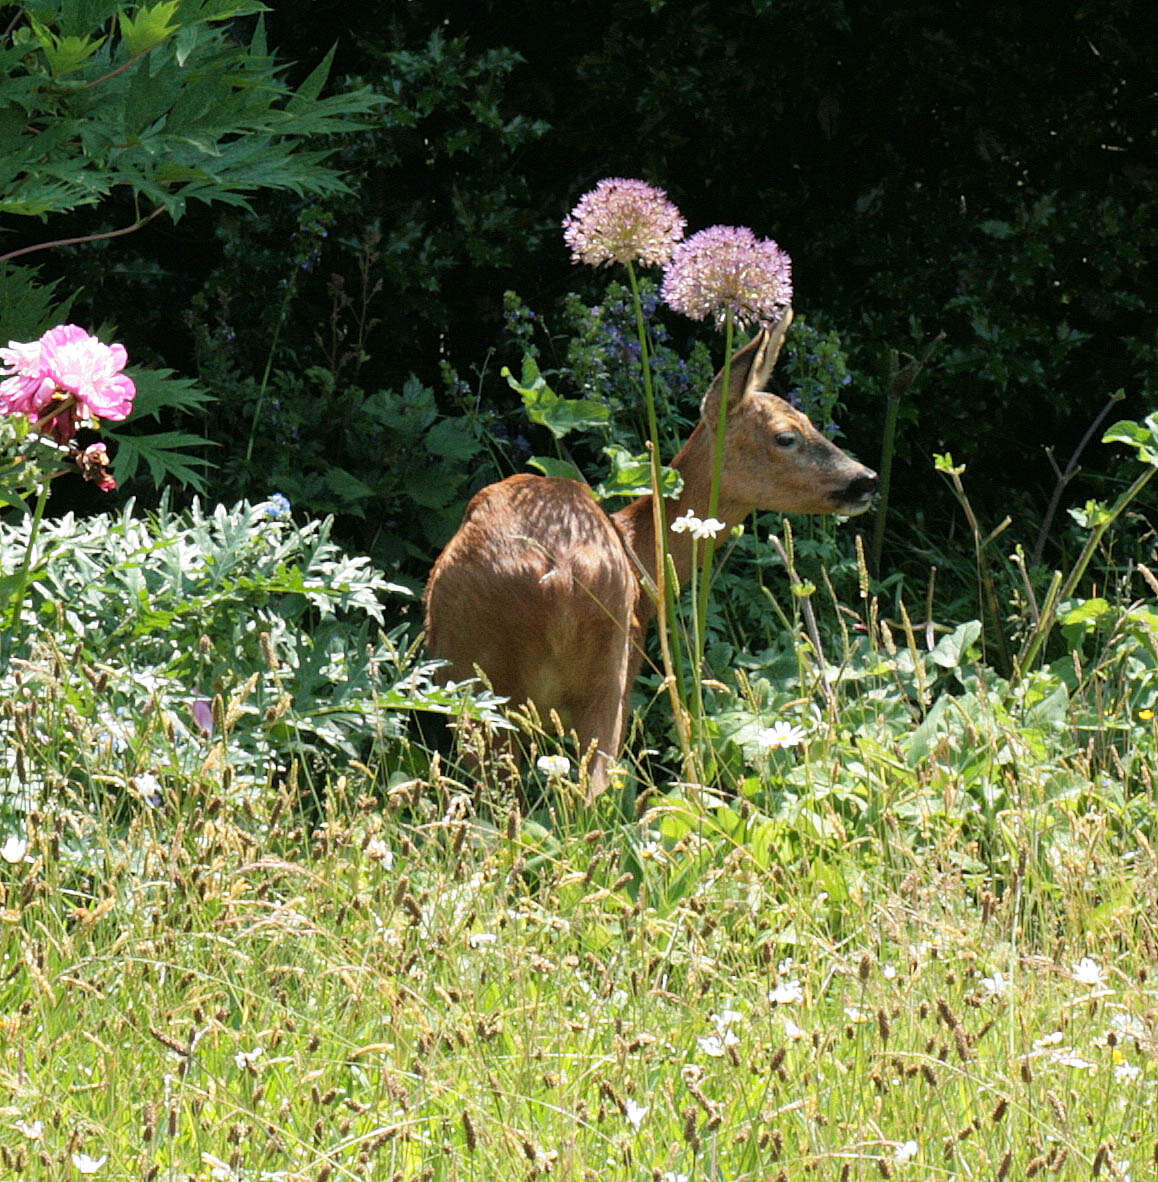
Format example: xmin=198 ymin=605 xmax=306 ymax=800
xmin=0 ymin=325 xmax=136 ymax=437
xmin=563 ymin=178 xmax=686 ymax=269
xmin=38 ymin=325 xmax=135 ymax=421
xmin=0 ymin=338 xmax=56 ymax=417
xmin=661 ymin=225 xmax=792 ymax=329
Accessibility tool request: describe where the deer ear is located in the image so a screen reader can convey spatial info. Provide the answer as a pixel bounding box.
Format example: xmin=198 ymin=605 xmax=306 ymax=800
xmin=700 ymin=309 xmax=794 ymax=423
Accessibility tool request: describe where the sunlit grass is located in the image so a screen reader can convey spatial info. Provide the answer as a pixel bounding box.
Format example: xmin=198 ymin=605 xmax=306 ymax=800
xmin=1 ymin=745 xmax=1155 ymax=1181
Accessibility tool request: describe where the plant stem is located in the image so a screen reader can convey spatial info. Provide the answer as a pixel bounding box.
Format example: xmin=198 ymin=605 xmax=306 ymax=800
xmin=1014 ymin=462 xmax=1156 ymax=681
xmin=5 ymin=480 xmax=51 ymax=643
xmin=869 ymin=332 xmax=943 ymax=575
xmin=0 ymin=205 xmax=166 ymax=264
xmin=625 ymin=262 xmax=693 ymax=772
xmin=244 ymin=277 xmax=297 ymax=464
xmin=690 ymin=312 xmax=734 ymax=757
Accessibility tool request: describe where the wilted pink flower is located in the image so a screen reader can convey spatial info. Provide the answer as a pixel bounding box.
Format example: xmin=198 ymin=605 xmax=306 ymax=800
xmin=76 ymin=442 xmax=117 ymax=492
xmin=563 ymin=178 xmax=686 ymax=269
xmin=0 ymin=325 xmax=135 ymax=441
xmin=661 ymin=225 xmax=792 ymax=329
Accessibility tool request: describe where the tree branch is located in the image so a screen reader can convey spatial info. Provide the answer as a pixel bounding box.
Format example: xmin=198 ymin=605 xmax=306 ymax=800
xmin=0 ymin=204 xmax=167 ymax=263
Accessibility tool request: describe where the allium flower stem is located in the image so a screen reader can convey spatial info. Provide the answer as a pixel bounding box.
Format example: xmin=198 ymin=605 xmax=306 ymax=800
xmin=692 ymin=309 xmax=736 ymax=731
xmin=626 ymin=261 xmax=693 ymax=768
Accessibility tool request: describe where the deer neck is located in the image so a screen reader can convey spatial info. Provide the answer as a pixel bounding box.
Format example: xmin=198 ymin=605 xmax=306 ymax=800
xmin=610 ymin=422 xmax=747 ymax=619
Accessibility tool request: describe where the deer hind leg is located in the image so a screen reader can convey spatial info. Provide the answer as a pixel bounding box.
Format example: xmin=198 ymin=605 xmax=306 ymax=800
xmin=559 ymin=609 xmax=635 ymax=804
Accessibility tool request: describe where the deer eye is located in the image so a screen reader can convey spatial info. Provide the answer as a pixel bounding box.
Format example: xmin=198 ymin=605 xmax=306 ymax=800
xmin=774 ymin=431 xmax=798 ymax=449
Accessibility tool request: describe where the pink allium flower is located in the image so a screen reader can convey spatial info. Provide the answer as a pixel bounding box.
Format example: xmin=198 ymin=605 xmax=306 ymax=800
xmin=661 ymin=225 xmax=792 ymax=329
xmin=38 ymin=325 xmax=135 ymax=422
xmin=563 ymin=178 xmax=686 ymax=269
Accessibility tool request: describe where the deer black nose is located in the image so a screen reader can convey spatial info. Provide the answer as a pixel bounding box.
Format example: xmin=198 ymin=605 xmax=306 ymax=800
xmin=846 ymin=471 xmax=878 ymax=501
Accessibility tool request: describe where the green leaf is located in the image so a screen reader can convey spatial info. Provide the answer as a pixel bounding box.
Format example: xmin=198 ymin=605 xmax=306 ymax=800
xmin=125 ymin=367 xmax=216 ymax=420
xmin=1103 ymin=411 xmax=1158 ymax=467
xmin=119 ymin=1 xmax=181 ymax=56
xmin=502 ymin=357 xmax=610 ymax=440
xmin=929 ymin=620 xmax=982 ymax=669
xmin=111 ymin=430 xmax=215 ymax=492
xmin=425 ymin=418 xmax=481 ymax=462
xmin=526 ymin=456 xmax=585 ymax=482
xmin=0 ymin=264 xmax=76 ymax=342
xmin=1058 ymin=597 xmax=1112 ymax=649
xmin=29 ymin=18 xmax=105 ymax=78
xmin=593 ymin=445 xmax=683 ymax=500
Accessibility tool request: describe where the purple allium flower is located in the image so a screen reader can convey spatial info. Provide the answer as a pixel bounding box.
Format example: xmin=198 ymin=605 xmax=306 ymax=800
xmin=661 ymin=226 xmax=792 ymax=329
xmin=563 ymin=178 xmax=686 ymax=269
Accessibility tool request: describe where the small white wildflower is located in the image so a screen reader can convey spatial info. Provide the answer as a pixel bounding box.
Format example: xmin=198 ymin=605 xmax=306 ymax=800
xmin=670 ymin=509 xmax=726 ymax=540
xmin=624 ymin=1097 xmax=649 ymax=1131
xmin=640 ymin=839 xmax=669 ymax=864
xmin=881 ymin=963 xmax=897 ymax=980
xmin=1051 ymin=1050 xmax=1096 ymax=1071
xmin=782 ymin=1017 xmax=807 ymax=1041
xmin=536 ymin=754 xmax=571 ymax=778
xmin=71 ymin=1153 xmax=108 ymax=1175
xmin=130 ymin=773 xmax=164 ymax=808
xmin=980 ymin=970 xmax=1009 ymax=997
xmin=753 ymin=721 xmax=808 ymax=751
xmin=844 ymin=1006 xmax=870 ymax=1023
xmin=697 ymin=1029 xmax=739 ymax=1057
xmin=1109 ymin=1012 xmax=1147 ymax=1041
xmin=203 ymin=1152 xmax=235 ymax=1180
xmin=469 ymin=931 xmax=498 ymax=949
xmin=711 ymin=1008 xmax=743 ymax=1033
xmin=1 ymin=835 xmax=28 ymax=864
xmin=893 ymin=1139 xmax=919 ymax=1163
xmin=365 ymin=837 xmax=394 ymax=868
xmin=1072 ymin=956 xmax=1105 ymax=987
xmin=1033 ymin=1031 xmax=1065 ymax=1049
xmin=661 ymin=1174 xmax=689 ymax=1182
xmin=1114 ymin=1062 xmax=1142 ymax=1082
xmin=768 ymin=979 xmax=804 ymax=1005
xmin=233 ymin=1046 xmax=264 ymax=1072
xmin=14 ymin=1119 xmax=43 ymax=1140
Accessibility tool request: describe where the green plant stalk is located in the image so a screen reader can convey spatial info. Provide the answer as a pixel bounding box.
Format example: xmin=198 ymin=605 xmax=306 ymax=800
xmin=625 ymin=261 xmax=693 ymax=772
xmin=691 ymin=311 xmax=735 ymax=758
xmin=244 ymin=276 xmax=297 ymax=464
xmin=1014 ymin=462 xmax=1156 ymax=681
xmin=870 ymin=332 xmax=943 ymax=575
xmin=941 ymin=464 xmax=1013 ymax=673
xmin=869 ymin=350 xmax=902 ymax=576
xmin=5 ymin=479 xmax=50 ymax=638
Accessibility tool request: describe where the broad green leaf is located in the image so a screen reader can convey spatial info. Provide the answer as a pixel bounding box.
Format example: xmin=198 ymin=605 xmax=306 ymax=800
xmin=1103 ymin=412 xmax=1158 ymax=467
xmin=930 ymin=619 xmax=982 ymax=668
xmin=502 ymin=358 xmax=610 ymax=440
xmin=425 ymin=418 xmax=481 ymax=462
xmin=594 ymin=444 xmax=683 ymax=501
xmin=526 ymin=456 xmax=585 ymax=482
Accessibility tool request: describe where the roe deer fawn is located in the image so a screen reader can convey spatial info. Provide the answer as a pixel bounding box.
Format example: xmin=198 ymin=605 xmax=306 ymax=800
xmin=424 ymin=311 xmax=877 ymax=797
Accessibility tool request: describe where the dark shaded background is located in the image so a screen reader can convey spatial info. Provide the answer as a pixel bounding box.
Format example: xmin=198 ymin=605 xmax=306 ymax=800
xmin=21 ymin=0 xmax=1155 ymax=584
